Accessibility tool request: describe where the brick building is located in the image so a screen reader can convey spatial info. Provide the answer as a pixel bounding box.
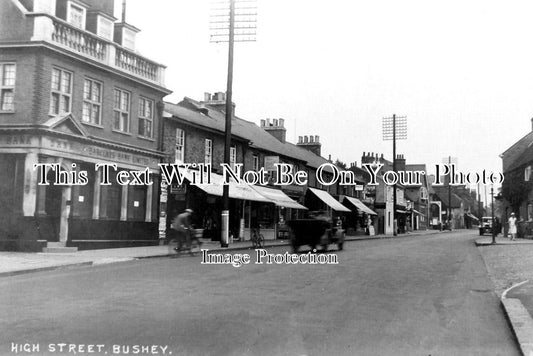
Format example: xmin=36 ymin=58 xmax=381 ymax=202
xmin=162 ymin=93 xmax=351 ymax=242
xmin=0 ymin=0 xmax=170 ymax=251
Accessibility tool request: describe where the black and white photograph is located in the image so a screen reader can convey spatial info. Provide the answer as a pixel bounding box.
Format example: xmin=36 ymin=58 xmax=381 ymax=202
xmin=1 ymin=0 xmax=533 ymax=355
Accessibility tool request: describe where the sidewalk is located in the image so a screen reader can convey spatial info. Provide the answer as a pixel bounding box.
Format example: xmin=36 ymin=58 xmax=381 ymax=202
xmin=0 ymin=229 xmax=440 ymax=277
xmin=475 ymin=235 xmax=533 ymax=355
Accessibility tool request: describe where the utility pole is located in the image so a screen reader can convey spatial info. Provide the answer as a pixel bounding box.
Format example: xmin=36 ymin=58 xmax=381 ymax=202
xmin=210 ymin=0 xmax=257 ymax=247
xmin=448 ymin=156 xmax=452 ymax=231
xmin=382 ymin=115 xmax=407 ymax=236
xmin=491 ymin=185 xmax=495 ymax=244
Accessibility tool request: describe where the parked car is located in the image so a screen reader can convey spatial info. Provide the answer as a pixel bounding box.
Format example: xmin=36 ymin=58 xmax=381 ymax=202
xmin=286 ymin=212 xmax=345 ymax=252
xmin=479 ymin=217 xmax=493 ymax=235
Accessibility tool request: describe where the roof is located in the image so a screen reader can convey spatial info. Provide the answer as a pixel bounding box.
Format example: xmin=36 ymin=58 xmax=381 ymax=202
xmin=505 ymin=142 xmax=533 ymax=173
xmin=432 ymin=187 xmax=463 ymax=208
xmin=164 ymin=98 xmax=335 ymax=172
xmin=501 ymin=130 xmax=533 ymax=172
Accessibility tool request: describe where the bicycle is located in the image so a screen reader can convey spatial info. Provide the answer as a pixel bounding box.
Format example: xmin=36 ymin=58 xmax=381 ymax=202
xmin=251 ymin=227 xmax=264 ymax=248
xmin=168 ymin=228 xmax=202 ymax=256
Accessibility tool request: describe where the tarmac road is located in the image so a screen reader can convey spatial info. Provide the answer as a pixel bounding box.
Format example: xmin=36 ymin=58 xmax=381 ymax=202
xmin=0 ymin=231 xmax=519 ymax=356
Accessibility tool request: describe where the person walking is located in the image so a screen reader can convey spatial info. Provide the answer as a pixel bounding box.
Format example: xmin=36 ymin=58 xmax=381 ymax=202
xmin=508 ymin=212 xmax=517 ymax=241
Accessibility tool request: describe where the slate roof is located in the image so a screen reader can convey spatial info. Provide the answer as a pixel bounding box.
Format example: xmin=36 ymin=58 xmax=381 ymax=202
xmin=432 ymin=187 xmax=463 ymax=208
xmin=501 ymin=130 xmax=533 ymax=172
xmin=164 ymin=98 xmax=334 ymax=171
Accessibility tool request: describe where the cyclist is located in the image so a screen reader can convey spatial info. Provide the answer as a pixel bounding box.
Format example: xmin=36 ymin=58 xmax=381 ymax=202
xmin=171 ymin=208 xmax=200 ymax=251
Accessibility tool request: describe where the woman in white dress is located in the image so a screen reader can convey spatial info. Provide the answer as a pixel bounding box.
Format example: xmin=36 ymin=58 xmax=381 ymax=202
xmin=508 ymin=212 xmax=517 ymax=241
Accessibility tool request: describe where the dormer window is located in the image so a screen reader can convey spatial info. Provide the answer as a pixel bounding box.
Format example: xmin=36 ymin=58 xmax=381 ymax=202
xmin=67 ymin=2 xmax=86 ymax=29
xmin=34 ymin=0 xmax=56 ymax=14
xmin=525 ymin=165 xmax=531 ymax=182
xmin=97 ymin=16 xmax=113 ymax=40
xmin=122 ymin=28 xmax=136 ymax=50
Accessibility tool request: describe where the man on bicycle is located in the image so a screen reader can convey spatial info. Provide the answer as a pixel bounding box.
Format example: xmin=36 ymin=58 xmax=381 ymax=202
xmin=171 ymin=208 xmax=197 ymax=251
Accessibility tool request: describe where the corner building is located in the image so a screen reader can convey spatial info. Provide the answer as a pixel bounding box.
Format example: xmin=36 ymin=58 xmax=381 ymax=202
xmin=0 ymin=0 xmax=170 ymax=251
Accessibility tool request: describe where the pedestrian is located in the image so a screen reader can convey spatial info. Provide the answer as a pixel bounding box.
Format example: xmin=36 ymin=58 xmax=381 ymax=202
xmin=508 ymin=212 xmax=517 ymax=241
xmin=171 ymin=208 xmax=194 ymax=250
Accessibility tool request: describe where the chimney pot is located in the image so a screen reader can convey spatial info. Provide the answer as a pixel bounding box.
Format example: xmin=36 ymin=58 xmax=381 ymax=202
xmin=315 ymin=135 xmax=319 ymax=142
xmin=298 ymin=136 xmax=303 ymax=143
xmin=304 ymin=136 xmax=309 ymax=143
xmin=309 ymin=136 xmax=314 ymax=143
xmin=279 ymin=118 xmax=284 ymax=127
xmin=260 ymin=119 xmax=265 ymax=127
xmin=273 ymin=119 xmax=278 ymax=126
xmin=204 ymin=92 xmax=211 ymax=101
xmin=531 ymin=117 xmax=533 ymax=131
xmin=266 ymin=118 xmax=270 ymax=126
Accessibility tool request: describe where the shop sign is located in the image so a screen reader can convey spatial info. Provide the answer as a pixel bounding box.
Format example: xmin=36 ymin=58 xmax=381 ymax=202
xmin=170 ymin=183 xmax=186 ymax=194
xmin=41 ymin=136 xmax=159 ymax=168
xmin=0 ymin=134 xmax=35 ymax=146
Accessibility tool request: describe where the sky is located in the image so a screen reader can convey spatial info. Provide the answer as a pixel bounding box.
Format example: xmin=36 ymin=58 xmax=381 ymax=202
xmin=117 ymin=0 xmax=533 ymax=199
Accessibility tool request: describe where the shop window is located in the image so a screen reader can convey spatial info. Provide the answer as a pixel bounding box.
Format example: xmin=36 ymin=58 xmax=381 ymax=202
xmin=138 ymin=97 xmax=154 ymax=138
xmin=82 ymin=78 xmax=102 ymax=125
xmin=113 ymin=88 xmax=130 ymax=132
xmin=50 ymin=68 xmax=72 ymax=115
xmin=204 ymin=139 xmax=212 ymax=166
xmin=0 ymin=63 xmax=15 ymax=112
xmin=67 ymin=2 xmax=86 ymax=29
xmin=175 ymin=128 xmax=185 ymax=163
xmin=72 ymin=163 xmax=94 ymax=218
xmin=128 ymin=185 xmax=146 ymax=221
xmin=100 ymin=170 xmax=121 ymax=220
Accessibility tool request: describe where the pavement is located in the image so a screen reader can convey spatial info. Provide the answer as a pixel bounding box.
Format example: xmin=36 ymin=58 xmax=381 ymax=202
xmin=476 ymin=234 xmax=533 ymax=356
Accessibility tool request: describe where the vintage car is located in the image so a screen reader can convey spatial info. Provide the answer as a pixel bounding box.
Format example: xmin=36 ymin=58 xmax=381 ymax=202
xmin=286 ymin=215 xmax=345 ymax=252
xmin=479 ymin=217 xmax=493 ymax=235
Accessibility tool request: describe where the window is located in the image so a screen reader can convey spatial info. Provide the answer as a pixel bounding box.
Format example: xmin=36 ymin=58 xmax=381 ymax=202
xmin=253 ymin=155 xmax=259 ymax=171
xmin=204 ymin=139 xmax=212 ymax=166
xmin=50 ymin=68 xmax=72 ymax=115
xmin=113 ymin=89 xmax=130 ymax=132
xmin=230 ymin=146 xmax=236 ymax=169
xmin=67 ymin=2 xmax=86 ymax=29
xmin=82 ymin=78 xmax=102 ymax=125
xmin=175 ymin=128 xmax=185 ymax=163
xmin=0 ymin=63 xmax=15 ymax=112
xmin=529 ymin=203 xmax=533 ymax=221
xmin=97 ymin=16 xmax=113 ymax=40
xmin=138 ymin=97 xmax=154 ymax=138
xmin=526 ymin=166 xmax=531 ymax=182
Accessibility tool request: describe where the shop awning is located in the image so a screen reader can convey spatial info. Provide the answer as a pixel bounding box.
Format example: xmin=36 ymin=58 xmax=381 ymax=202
xmin=466 ymin=212 xmax=479 ymax=221
xmin=411 ymin=209 xmax=425 ymax=215
xmin=344 ymin=197 xmax=377 ymax=215
xmin=308 ymin=188 xmax=351 ymax=212
xmin=179 ymin=169 xmax=271 ymax=203
xmin=252 ymin=185 xmax=308 ymax=210
xmin=396 ymin=209 xmax=408 ymax=214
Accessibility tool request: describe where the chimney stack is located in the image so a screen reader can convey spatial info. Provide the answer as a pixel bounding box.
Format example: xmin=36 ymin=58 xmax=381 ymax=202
xmin=296 ymin=134 xmax=322 ymax=156
xmin=261 ymin=117 xmax=287 ymax=143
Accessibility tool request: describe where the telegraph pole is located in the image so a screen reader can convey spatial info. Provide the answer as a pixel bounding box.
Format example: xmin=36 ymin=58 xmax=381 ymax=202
xmin=491 ymin=185 xmax=495 ymax=244
xmin=382 ymin=115 xmax=407 ymax=236
xmin=448 ymin=156 xmax=452 ymax=231
xmin=210 ymin=0 xmax=257 ymax=247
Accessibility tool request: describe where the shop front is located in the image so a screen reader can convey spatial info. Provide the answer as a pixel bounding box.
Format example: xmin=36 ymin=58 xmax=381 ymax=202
xmin=0 ymin=125 xmax=161 ymax=251
xmin=342 ymin=196 xmax=377 ymax=235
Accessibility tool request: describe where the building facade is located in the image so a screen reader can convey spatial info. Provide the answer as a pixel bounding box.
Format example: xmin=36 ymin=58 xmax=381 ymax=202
xmin=0 ymin=0 xmax=170 ymax=251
